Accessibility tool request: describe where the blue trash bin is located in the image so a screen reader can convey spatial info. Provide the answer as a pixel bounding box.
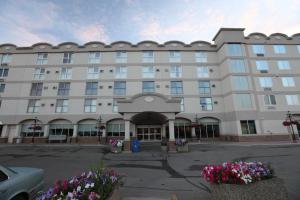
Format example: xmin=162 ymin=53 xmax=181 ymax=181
xmin=131 ymin=139 xmax=140 ymax=152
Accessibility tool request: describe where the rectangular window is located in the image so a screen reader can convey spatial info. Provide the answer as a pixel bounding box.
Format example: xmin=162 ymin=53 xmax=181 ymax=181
xmin=297 ymin=45 xmax=300 ymax=54
xmin=195 ymin=51 xmax=207 ymax=63
xmin=0 ymin=68 xmax=9 ymax=77
xmin=286 ymin=95 xmax=299 ymax=105
xmin=273 ymin=45 xmax=286 ymax=54
xmin=112 ymin=99 xmax=118 ymax=112
xmin=36 ymin=53 xmax=48 ymax=65
xmin=170 ymin=81 xmax=183 ymax=95
xmin=142 ymin=81 xmax=155 ymax=93
xmin=264 ymin=95 xmax=276 ymax=105
xmin=198 ymin=81 xmax=211 ymax=95
xmin=142 ymin=66 xmax=155 ymax=78
xmin=56 ymin=99 xmax=69 ymax=113
xmin=240 ymin=120 xmax=256 ymax=134
xmin=0 ymin=84 xmax=5 ymax=93
xmin=84 ymin=98 xmax=97 ymax=113
xmin=259 ymin=77 xmax=272 ymax=88
xmin=170 ymin=65 xmax=182 ymax=78
xmin=116 ymin=51 xmax=127 ymax=63
xmin=63 ymin=52 xmax=74 ymax=64
xmin=88 ymin=52 xmax=101 ymax=64
xmin=252 ymin=45 xmax=265 ymax=54
xmin=232 ymin=76 xmax=250 ymax=90
xmin=281 ymin=77 xmax=295 ymax=87
xmin=115 ymin=66 xmax=127 ymax=78
xmin=30 ymin=83 xmax=43 ymax=96
xmin=200 ymin=97 xmax=213 ymax=111
xmin=230 ymin=59 xmax=246 ymax=73
xmin=256 ymin=60 xmax=269 ymax=70
xmin=197 ymin=66 xmax=209 ymax=78
xmin=27 ymin=99 xmax=40 ymax=113
xmin=235 ymin=94 xmax=252 ymax=108
xmin=59 ymin=67 xmax=72 ymax=80
xmin=277 ymin=60 xmax=290 ymax=70
xmin=57 ymin=82 xmax=70 ymax=96
xmin=114 ymin=81 xmax=126 ymax=95
xmin=228 ymin=44 xmax=243 ymax=56
xmin=0 ymin=54 xmax=12 ymax=64
xmin=143 ymin=51 xmax=154 ymax=63
xmin=169 ymin=51 xmax=181 ymax=62
xmin=87 ymin=67 xmax=99 ymax=79
xmin=33 ymin=68 xmax=45 ymax=80
xmin=85 ymin=82 xmax=98 ymax=95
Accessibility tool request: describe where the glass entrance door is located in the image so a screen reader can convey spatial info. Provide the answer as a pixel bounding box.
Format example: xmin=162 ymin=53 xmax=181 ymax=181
xmin=137 ymin=126 xmax=161 ymax=141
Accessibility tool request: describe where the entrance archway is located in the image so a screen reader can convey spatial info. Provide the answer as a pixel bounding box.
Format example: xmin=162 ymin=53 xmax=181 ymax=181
xmin=195 ymin=117 xmax=220 ymax=140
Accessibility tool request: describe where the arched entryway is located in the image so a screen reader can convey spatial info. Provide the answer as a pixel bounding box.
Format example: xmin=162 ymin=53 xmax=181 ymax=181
xmin=195 ymin=117 xmax=220 ymax=140
xmin=48 ymin=119 xmax=73 ymax=142
xmin=20 ymin=119 xmax=44 ymax=137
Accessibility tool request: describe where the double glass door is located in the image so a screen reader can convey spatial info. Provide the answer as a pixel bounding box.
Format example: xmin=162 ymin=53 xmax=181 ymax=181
xmin=137 ymin=126 xmax=161 ymax=141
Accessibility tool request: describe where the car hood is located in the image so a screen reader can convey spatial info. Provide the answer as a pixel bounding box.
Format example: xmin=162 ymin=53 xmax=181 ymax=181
xmin=9 ymin=167 xmax=43 ymax=175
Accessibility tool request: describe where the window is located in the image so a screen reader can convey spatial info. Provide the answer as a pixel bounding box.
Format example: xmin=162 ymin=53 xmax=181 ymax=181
xmin=78 ymin=124 xmax=98 ymax=136
xmin=27 ymin=99 xmax=40 ymax=113
xmin=57 ymin=82 xmax=70 ymax=96
xmin=273 ymin=45 xmax=286 ymax=54
xmin=116 ymin=51 xmax=127 ymax=63
xmin=169 ymin=51 xmax=181 ymax=62
xmin=112 ymin=99 xmax=118 ymax=112
xmin=0 ymin=170 xmax=8 ymax=182
xmin=277 ymin=61 xmax=290 ymax=70
xmin=0 ymin=84 xmax=5 ymax=93
xmin=0 ymin=68 xmax=9 ymax=77
xmin=297 ymin=45 xmax=300 ymax=54
xmin=256 ymin=60 xmax=269 ymax=70
xmin=197 ymin=66 xmax=209 ymax=78
xmin=281 ymin=77 xmax=295 ymax=87
xmin=252 ymin=45 xmax=265 ymax=54
xmin=180 ymin=98 xmax=184 ymax=112
xmin=59 ymin=67 xmax=72 ymax=80
xmin=195 ymin=51 xmax=207 ymax=63
xmin=200 ymin=97 xmax=213 ymax=111
xmin=0 ymin=54 xmax=12 ymax=64
xmin=142 ymin=66 xmax=155 ymax=78
xmin=56 ymin=99 xmax=69 ymax=113
xmin=33 ymin=68 xmax=45 ymax=80
xmin=170 ymin=65 xmax=182 ymax=78
xmin=143 ymin=51 xmax=154 ymax=62
xmin=142 ymin=81 xmax=155 ymax=93
xmin=85 ymin=82 xmax=98 ymax=95
xmin=228 ymin=44 xmax=243 ymax=56
xmin=235 ymin=94 xmax=252 ymax=108
xmin=170 ymin=81 xmax=183 ymax=95
xmin=107 ymin=120 xmax=125 ymax=136
xmin=114 ymin=81 xmax=126 ymax=95
xmin=240 ymin=120 xmax=256 ymax=134
xmin=230 ymin=59 xmax=246 ymax=73
xmin=232 ymin=76 xmax=250 ymax=90
xmin=198 ymin=81 xmax=211 ymax=95
xmin=36 ymin=53 xmax=48 ymax=64
xmin=87 ymin=67 xmax=99 ymax=79
xmin=264 ymin=95 xmax=276 ymax=105
xmin=88 ymin=52 xmax=101 ymax=63
xmin=259 ymin=77 xmax=272 ymax=88
xmin=286 ymin=95 xmax=299 ymax=105
xmin=84 ymin=98 xmax=97 ymax=113
xmin=63 ymin=52 xmax=74 ymax=64
xmin=115 ymin=66 xmax=127 ymax=78
xmin=30 ymin=83 xmax=43 ymax=96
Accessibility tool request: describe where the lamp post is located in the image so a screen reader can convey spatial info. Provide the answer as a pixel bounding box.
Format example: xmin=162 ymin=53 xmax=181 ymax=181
xmin=283 ymin=111 xmax=298 ymax=142
xmin=28 ymin=117 xmax=42 ymax=143
xmin=95 ymin=116 xmax=106 ymax=143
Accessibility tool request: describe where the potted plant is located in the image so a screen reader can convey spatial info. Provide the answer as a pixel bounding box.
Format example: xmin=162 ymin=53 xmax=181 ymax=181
xmin=175 ymin=138 xmax=188 ymax=152
xmin=201 ymin=161 xmax=288 ymax=200
xmin=109 ymin=139 xmax=123 ymax=153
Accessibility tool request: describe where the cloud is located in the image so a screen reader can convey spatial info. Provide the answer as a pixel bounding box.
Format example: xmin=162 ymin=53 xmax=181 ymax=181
xmin=75 ymin=24 xmax=110 ymax=43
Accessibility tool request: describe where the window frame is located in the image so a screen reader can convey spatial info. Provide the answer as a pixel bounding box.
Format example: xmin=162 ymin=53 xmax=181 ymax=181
xmin=256 ymin=60 xmax=269 ymax=70
xmin=59 ymin=67 xmax=72 ymax=80
xmin=87 ymin=66 xmax=99 ymax=79
xmin=252 ymin=45 xmax=265 ymax=54
xmin=169 ymin=51 xmax=181 ymax=62
xmin=273 ymin=45 xmax=286 ymax=54
xmin=200 ymin=97 xmax=213 ymax=111
xmin=259 ymin=77 xmax=273 ymax=88
xmin=30 ymin=83 xmax=43 ymax=96
xmin=27 ymin=99 xmax=40 ymax=113
xmin=197 ymin=66 xmax=209 ymax=78
xmin=281 ymin=77 xmax=295 ymax=87
xmin=114 ymin=81 xmax=126 ymax=95
xmin=198 ymin=81 xmax=211 ymax=95
xmin=115 ymin=66 xmax=127 ymax=78
xmin=195 ymin=51 xmax=207 ymax=63
xmin=142 ymin=51 xmax=154 ymax=63
xmin=240 ymin=120 xmax=257 ymax=134
xmin=142 ymin=81 xmax=155 ymax=93
xmin=57 ymin=82 xmax=70 ymax=96
xmin=170 ymin=81 xmax=183 ymax=95
xmin=36 ymin=53 xmax=48 ymax=65
xmin=55 ymin=99 xmax=69 ymax=113
xmin=84 ymin=98 xmax=97 ymax=113
xmin=277 ymin=60 xmax=290 ymax=70
xmin=170 ymin=65 xmax=182 ymax=78
xmin=142 ymin=66 xmax=155 ymax=78
xmin=264 ymin=95 xmax=276 ymax=105
xmin=62 ymin=52 xmax=74 ymax=64
xmin=88 ymin=52 xmax=101 ymax=64
xmin=85 ymin=82 xmax=98 ymax=95
xmin=33 ymin=68 xmax=45 ymax=80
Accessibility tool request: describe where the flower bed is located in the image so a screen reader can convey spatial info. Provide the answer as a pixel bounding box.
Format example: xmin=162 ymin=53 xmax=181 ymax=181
xmin=109 ymin=139 xmax=123 ymax=153
xmin=175 ymin=139 xmax=188 ymax=152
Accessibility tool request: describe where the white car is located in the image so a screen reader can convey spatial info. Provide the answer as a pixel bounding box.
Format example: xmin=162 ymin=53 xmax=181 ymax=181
xmin=0 ymin=165 xmax=44 ymax=200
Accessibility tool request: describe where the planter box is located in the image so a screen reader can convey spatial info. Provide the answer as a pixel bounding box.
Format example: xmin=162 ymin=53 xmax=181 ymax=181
xmin=176 ymin=144 xmax=189 ymax=152
xmin=110 ymin=146 xmax=122 ymax=153
xmin=211 ymin=177 xmax=288 ymax=200
xmin=108 ymin=188 xmax=121 ymax=200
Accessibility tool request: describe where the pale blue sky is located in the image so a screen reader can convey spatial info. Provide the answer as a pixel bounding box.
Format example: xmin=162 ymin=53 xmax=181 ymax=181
xmin=0 ymin=0 xmax=299 ymax=46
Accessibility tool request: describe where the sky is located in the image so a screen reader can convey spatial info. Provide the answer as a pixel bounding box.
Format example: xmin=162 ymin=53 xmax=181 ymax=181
xmin=0 ymin=0 xmax=299 ymax=46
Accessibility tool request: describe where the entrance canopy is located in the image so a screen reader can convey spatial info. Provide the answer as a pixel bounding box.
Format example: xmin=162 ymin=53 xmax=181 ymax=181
xmin=132 ymin=112 xmax=167 ymax=125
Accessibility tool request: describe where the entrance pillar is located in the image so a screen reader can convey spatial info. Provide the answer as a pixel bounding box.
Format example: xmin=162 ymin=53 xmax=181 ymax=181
xmin=191 ymin=127 xmax=197 ymax=141
xmin=43 ymin=125 xmax=49 ymax=138
xmin=124 ymin=120 xmax=131 ymax=151
xmin=162 ymin=124 xmax=166 ymax=138
xmin=71 ymin=124 xmax=78 ymax=143
xmin=1 ymin=125 xmax=8 ymax=138
xmin=168 ymin=119 xmax=176 ymax=152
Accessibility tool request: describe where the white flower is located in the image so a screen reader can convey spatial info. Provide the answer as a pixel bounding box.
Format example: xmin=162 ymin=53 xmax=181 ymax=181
xmin=77 ymin=186 xmax=81 ymax=192
xmin=85 ymin=183 xmax=90 ymax=189
xmin=91 ymin=183 xmax=95 ymax=188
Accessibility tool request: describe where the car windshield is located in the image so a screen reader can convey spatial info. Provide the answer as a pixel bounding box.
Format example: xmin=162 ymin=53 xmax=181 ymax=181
xmin=2 ymin=166 xmax=17 ymax=174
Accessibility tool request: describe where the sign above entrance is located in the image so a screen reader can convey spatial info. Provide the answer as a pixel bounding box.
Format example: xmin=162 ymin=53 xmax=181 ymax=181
xmin=144 ymin=96 xmax=154 ymax=102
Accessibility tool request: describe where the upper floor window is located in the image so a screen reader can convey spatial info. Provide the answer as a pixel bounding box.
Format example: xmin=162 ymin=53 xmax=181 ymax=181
xmin=198 ymin=81 xmax=211 ymax=95
xmin=143 ymin=51 xmax=154 ymax=63
xmin=0 ymin=54 xmax=12 ymax=64
xmin=230 ymin=59 xmax=246 ymax=73
xmin=36 ymin=53 xmax=48 ymax=65
xmin=85 ymin=82 xmax=98 ymax=95
xmin=142 ymin=81 xmax=155 ymax=93
xmin=84 ymin=98 xmax=97 ymax=113
xmin=281 ymin=77 xmax=295 ymax=87
xmin=59 ymin=67 xmax=72 ymax=80
xmin=235 ymin=94 xmax=252 ymax=109
xmin=30 ymin=83 xmax=43 ymax=96
xmin=240 ymin=120 xmax=256 ymax=134
xmin=180 ymin=98 xmax=184 ymax=112
xmin=142 ymin=66 xmax=155 ymax=78
xmin=195 ymin=51 xmax=207 ymax=63
xmin=228 ymin=44 xmax=243 ymax=56
xmin=200 ymin=97 xmax=213 ymax=111
xmin=88 ymin=52 xmax=101 ymax=64
xmin=169 ymin=51 xmax=181 ymax=62
xmin=259 ymin=77 xmax=272 ymax=88
xmin=0 ymin=68 xmax=9 ymax=77
xmin=114 ymin=81 xmax=126 ymax=95
xmin=87 ymin=67 xmax=99 ymax=79
xmin=277 ymin=60 xmax=290 ymax=70
xmin=286 ymin=95 xmax=299 ymax=105
xmin=58 ymin=82 xmax=70 ymax=96
xmin=273 ymin=45 xmax=286 ymax=54
xmin=264 ymin=95 xmax=276 ymax=105
xmin=232 ymin=76 xmax=250 ymax=90
xmin=116 ymin=51 xmax=127 ymax=63
xmin=0 ymin=84 xmax=5 ymax=93
xmin=56 ymin=99 xmax=68 ymax=113
xmin=27 ymin=99 xmax=40 ymax=113
xmin=252 ymin=45 xmax=265 ymax=54
xmin=63 ymin=52 xmax=74 ymax=64
xmin=297 ymin=45 xmax=300 ymax=54
xmin=33 ymin=68 xmax=45 ymax=80
xmin=170 ymin=81 xmax=183 ymax=95
xmin=115 ymin=66 xmax=127 ymax=78
xmin=170 ymin=65 xmax=182 ymax=78
xmin=256 ymin=60 xmax=269 ymax=70
xmin=197 ymin=66 xmax=209 ymax=78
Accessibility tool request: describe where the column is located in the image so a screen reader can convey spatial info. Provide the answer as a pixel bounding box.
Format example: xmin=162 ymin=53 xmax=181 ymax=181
xmin=43 ymin=125 xmax=49 ymax=138
xmin=168 ymin=120 xmax=176 ymax=152
xmin=191 ymin=127 xmax=196 ymax=141
xmin=14 ymin=124 xmax=21 ymax=144
xmin=124 ymin=120 xmax=131 ymax=152
xmin=72 ymin=124 xmax=78 ymax=143
xmin=102 ymin=129 xmax=106 ymax=137
xmin=101 ymin=128 xmax=106 ymax=144
xmin=162 ymin=124 xmax=166 ymax=138
xmin=1 ymin=125 xmax=8 ymax=138
xmin=131 ymin=123 xmax=136 ymax=138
